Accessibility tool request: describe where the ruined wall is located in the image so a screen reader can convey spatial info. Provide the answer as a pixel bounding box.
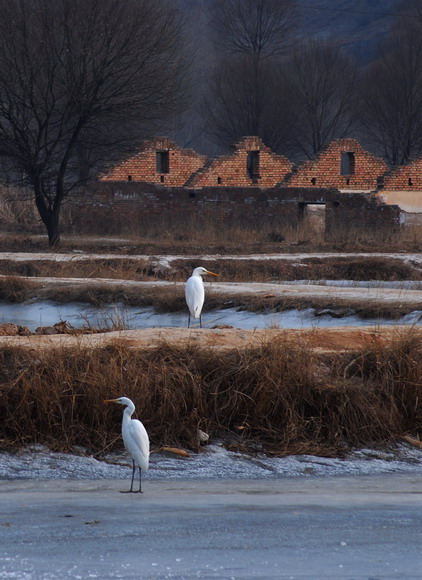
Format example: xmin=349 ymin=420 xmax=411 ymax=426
xmin=186 ymin=136 xmax=293 ymax=188
xmin=100 ymin=137 xmax=207 ymax=187
xmin=97 ymin=135 xmax=422 ymax=202
xmin=70 ymin=182 xmax=400 ymax=239
xmin=382 ymin=158 xmax=422 ymax=191
xmin=283 ymin=139 xmax=388 ymax=191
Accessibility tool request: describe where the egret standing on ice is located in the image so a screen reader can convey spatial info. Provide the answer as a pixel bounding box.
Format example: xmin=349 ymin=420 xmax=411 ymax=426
xmin=185 ymin=266 xmax=219 ymax=328
xmin=104 ymin=396 xmax=149 ymax=493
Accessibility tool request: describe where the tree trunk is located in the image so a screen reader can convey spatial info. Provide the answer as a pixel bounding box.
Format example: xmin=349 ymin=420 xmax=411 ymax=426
xmin=45 ymin=213 xmax=61 ymax=247
xmin=33 ymin=183 xmax=62 ymax=247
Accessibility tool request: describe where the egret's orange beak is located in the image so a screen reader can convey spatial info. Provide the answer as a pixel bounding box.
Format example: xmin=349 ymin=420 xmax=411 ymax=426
xmin=205 ymin=270 xmax=219 ymax=277
xmin=104 ymin=399 xmax=118 ymax=404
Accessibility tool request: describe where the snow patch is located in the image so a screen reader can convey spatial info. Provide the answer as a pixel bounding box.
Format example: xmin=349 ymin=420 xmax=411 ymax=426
xmin=1 ymin=442 xmax=422 ymax=481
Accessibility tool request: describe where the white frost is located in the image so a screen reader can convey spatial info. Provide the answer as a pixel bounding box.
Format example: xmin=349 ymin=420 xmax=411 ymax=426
xmin=1 ymin=442 xmax=422 ymax=481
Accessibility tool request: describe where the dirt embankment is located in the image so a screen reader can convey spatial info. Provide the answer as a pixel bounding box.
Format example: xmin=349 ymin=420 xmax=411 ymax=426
xmin=0 ymin=325 xmax=403 ymax=353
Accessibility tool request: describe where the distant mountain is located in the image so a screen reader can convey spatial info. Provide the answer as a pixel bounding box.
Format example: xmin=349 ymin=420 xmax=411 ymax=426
xmin=295 ymin=0 xmax=401 ymax=62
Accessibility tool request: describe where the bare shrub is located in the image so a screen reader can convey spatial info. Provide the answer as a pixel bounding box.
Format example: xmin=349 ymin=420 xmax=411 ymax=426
xmin=0 ymin=186 xmax=39 ymax=229
xmin=0 ymin=276 xmax=34 ymax=302
xmin=1 ymin=331 xmax=422 ymax=456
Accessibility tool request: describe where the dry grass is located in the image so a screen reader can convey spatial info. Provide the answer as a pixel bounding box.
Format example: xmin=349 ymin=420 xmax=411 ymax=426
xmin=1 ymin=330 xmax=422 ymax=457
xmin=0 ymin=181 xmax=422 ymax=253
xmin=0 ymin=255 xmax=419 ymax=284
xmin=173 ymin=256 xmax=422 ymax=283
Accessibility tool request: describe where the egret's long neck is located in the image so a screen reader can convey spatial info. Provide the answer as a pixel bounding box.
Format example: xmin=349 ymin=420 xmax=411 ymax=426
xmin=123 ymin=404 xmax=135 ymax=425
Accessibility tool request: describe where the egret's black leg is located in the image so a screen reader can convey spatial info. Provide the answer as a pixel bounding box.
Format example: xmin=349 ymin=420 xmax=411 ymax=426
xmin=120 ymin=460 xmax=136 ymax=493
xmin=130 ymin=461 xmax=136 ymax=492
xmin=138 ymin=468 xmax=143 ymax=493
xmin=188 ymin=312 xmax=191 ymax=328
xmin=199 ymin=314 xmax=202 ymax=328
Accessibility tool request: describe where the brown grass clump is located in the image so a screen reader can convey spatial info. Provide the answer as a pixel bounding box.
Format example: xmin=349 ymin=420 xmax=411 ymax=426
xmin=1 ymin=330 xmax=422 ymax=457
xmin=0 ymin=276 xmax=35 ymax=302
xmin=174 ymin=256 xmax=421 ymax=283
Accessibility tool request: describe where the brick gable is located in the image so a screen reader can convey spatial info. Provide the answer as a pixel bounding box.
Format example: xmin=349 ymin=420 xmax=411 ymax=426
xmin=382 ymin=158 xmax=422 ymax=190
xmin=283 ymin=139 xmax=388 ymax=191
xmin=100 ymin=137 xmax=207 ymax=187
xmin=186 ymin=136 xmax=293 ymax=188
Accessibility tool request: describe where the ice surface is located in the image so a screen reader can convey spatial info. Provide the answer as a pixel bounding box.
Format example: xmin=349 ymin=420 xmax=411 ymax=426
xmin=0 ymin=301 xmax=417 ymax=332
xmin=1 ymin=442 xmax=422 ymax=481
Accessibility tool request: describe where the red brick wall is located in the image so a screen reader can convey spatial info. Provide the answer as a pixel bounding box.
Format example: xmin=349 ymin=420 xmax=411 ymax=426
xmin=182 ymin=136 xmax=293 ymax=188
xmin=284 ymin=139 xmax=388 ymax=191
xmin=100 ymin=137 xmax=207 ymax=186
xmin=382 ymin=159 xmax=422 ymax=190
xmin=98 ymin=135 xmax=422 ymax=194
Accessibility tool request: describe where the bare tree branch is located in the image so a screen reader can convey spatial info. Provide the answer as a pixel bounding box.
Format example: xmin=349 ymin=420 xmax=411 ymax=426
xmin=210 ymin=0 xmax=297 ymax=58
xmin=283 ymin=40 xmax=360 ymax=160
xmin=360 ymin=3 xmax=422 ymax=165
xmin=0 ymin=0 xmax=189 ymax=245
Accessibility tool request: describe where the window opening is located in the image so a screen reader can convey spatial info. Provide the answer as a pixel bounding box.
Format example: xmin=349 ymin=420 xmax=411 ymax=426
xmin=340 ymin=151 xmax=355 ymax=175
xmin=127 ymin=175 xmax=132 ymax=182
xmin=246 ymin=151 xmax=260 ymax=180
xmin=156 ymin=150 xmax=170 ymax=174
xmin=311 ymin=177 xmax=317 ymax=185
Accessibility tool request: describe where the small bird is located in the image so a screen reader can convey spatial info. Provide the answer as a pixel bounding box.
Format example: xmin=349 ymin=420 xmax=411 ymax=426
xmin=104 ymin=396 xmax=149 ymax=493
xmin=185 ymin=266 xmax=219 ymax=328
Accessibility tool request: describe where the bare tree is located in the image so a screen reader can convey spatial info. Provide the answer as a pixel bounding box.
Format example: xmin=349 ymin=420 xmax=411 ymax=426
xmin=359 ymin=3 xmax=422 ymax=165
xmin=203 ymin=0 xmax=298 ymax=152
xmin=0 ymin=0 xmax=188 ymax=246
xmin=210 ymin=0 xmax=297 ymax=59
xmin=203 ymin=55 xmax=294 ymax=152
xmin=283 ymin=40 xmax=360 ymax=159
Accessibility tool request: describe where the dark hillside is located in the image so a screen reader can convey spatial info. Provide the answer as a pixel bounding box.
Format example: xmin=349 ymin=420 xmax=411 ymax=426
xmin=297 ymin=0 xmax=400 ymax=61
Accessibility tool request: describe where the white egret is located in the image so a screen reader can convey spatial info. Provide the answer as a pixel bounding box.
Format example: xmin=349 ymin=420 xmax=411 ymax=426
xmin=185 ymin=266 xmax=219 ymax=328
xmin=104 ymin=396 xmax=149 ymax=493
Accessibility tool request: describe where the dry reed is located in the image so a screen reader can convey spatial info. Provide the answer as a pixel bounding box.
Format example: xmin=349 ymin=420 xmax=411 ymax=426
xmin=1 ymin=330 xmax=422 ymax=457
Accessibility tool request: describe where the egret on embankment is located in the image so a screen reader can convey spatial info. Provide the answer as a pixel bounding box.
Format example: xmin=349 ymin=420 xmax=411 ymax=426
xmin=104 ymin=397 xmax=149 ymax=493
xmin=185 ymin=266 xmax=219 ymax=328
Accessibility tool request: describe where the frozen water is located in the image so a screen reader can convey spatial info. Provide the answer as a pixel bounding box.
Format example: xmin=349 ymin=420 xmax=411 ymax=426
xmin=1 ymin=442 xmax=421 ymax=481
xmin=0 ymin=301 xmax=417 ymax=332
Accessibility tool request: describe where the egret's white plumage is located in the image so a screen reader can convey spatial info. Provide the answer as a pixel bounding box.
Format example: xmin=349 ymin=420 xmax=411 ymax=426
xmin=104 ymin=396 xmax=149 ymax=493
xmin=185 ymin=266 xmax=219 ymax=328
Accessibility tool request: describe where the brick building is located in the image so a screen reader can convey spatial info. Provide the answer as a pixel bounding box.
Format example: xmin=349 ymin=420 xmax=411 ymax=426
xmin=376 ymin=159 xmax=422 ymax=216
xmin=100 ymin=137 xmax=207 ymax=187
xmin=99 ymin=136 xmax=398 ymax=193
xmin=87 ymin=135 xmax=419 ymax=234
xmin=186 ymin=136 xmax=293 ymax=188
xmin=282 ymin=139 xmax=388 ymax=191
